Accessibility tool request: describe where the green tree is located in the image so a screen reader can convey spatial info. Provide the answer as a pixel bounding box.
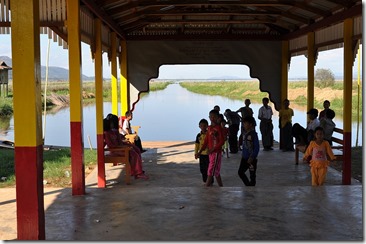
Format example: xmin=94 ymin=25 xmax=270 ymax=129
xmin=315 ymin=68 xmax=335 ymax=88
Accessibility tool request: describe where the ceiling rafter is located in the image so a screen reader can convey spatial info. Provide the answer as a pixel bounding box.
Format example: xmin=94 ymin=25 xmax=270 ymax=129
xmin=81 ymin=0 xmax=126 ymax=40
xmin=75 ymin=0 xmax=362 ymax=41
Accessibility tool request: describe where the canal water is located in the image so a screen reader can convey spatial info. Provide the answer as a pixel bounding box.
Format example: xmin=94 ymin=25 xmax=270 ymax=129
xmin=0 ymin=83 xmax=362 ymax=147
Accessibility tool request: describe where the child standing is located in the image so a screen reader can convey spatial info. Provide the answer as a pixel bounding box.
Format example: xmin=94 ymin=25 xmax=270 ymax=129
xmin=303 ymin=126 xmax=336 ymax=186
xmin=194 ymin=119 xmax=210 ymax=183
xmin=238 ymin=116 xmax=260 ymax=186
xmin=197 ymin=109 xmax=225 ymax=187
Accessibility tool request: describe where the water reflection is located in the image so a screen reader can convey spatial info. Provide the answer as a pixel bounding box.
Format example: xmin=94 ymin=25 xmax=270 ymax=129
xmin=0 ymin=83 xmax=362 ymax=147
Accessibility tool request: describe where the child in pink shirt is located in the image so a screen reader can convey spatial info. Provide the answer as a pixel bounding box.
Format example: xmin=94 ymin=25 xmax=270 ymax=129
xmin=197 ymin=109 xmax=225 ymax=187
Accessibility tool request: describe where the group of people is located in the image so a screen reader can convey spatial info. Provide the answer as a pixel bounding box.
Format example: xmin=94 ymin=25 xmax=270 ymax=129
xmin=103 ymin=111 xmax=148 ymax=180
xmin=195 ymin=107 xmax=260 ymax=187
xmin=195 ymin=98 xmax=337 ymax=187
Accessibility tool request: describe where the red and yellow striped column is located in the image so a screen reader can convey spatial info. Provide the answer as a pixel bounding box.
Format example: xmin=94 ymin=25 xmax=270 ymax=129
xmin=94 ymin=18 xmax=106 ymax=188
xmin=67 ymin=0 xmax=85 ymax=195
xmin=120 ymin=40 xmax=129 ymax=115
xmin=307 ymin=32 xmax=315 ymax=115
xmin=11 ymin=0 xmax=45 ymax=239
xmin=110 ymin=32 xmax=118 ymax=115
xmin=342 ymin=18 xmax=353 ymax=185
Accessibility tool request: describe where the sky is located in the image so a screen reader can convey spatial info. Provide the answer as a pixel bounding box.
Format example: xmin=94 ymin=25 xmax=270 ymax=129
xmin=0 ymin=34 xmax=363 ymax=80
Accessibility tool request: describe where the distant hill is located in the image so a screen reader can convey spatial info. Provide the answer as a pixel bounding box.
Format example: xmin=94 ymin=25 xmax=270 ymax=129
xmin=0 ymin=56 xmax=94 ymax=81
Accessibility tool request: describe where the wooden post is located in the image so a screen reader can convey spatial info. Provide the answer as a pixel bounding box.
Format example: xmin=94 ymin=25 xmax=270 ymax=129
xmin=307 ymin=32 xmax=315 ymax=116
xmin=120 ymin=40 xmax=129 ymax=115
xmin=342 ymin=18 xmax=353 ymax=185
xmin=111 ymin=32 xmax=118 ymax=115
xmin=11 ymin=0 xmax=45 ymax=239
xmin=67 ymin=0 xmax=85 ymax=195
xmin=280 ymin=40 xmax=289 ymax=150
xmin=95 ymin=18 xmax=106 ymax=188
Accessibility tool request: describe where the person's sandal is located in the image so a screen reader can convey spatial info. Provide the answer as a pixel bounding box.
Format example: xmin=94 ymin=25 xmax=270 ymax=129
xmin=135 ymin=174 xmax=149 ymax=180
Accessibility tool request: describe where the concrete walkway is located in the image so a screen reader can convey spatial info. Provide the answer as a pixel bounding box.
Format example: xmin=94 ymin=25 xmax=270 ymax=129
xmin=0 ymin=141 xmax=362 ymax=241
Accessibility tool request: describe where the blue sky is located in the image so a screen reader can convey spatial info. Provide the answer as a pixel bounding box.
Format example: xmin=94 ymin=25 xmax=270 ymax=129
xmin=0 ymin=34 xmax=362 ymax=79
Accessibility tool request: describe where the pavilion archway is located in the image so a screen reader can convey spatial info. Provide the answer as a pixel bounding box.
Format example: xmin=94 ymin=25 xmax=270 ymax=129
xmin=126 ymin=40 xmax=285 ymax=111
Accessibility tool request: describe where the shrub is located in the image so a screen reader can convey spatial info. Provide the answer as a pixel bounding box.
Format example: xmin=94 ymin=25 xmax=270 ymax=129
xmin=0 ymin=103 xmax=13 ymax=116
xmin=315 ymin=68 xmax=335 ymax=88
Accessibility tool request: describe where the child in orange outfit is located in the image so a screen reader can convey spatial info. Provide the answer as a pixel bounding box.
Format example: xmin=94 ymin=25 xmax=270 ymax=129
xmin=303 ymin=126 xmax=336 ymax=186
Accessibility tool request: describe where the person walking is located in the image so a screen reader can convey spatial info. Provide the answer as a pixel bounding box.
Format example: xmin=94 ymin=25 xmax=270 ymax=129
xmin=279 ymin=99 xmax=294 ymax=152
xmin=197 ymin=109 xmax=225 ymax=187
xmin=258 ymin=97 xmax=274 ymax=151
xmin=238 ymin=116 xmax=260 ymax=186
xmin=303 ymin=126 xmax=336 ymax=186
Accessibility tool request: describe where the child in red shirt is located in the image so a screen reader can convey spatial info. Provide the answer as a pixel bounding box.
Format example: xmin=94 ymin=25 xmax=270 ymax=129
xmin=197 ymin=109 xmax=225 ymax=187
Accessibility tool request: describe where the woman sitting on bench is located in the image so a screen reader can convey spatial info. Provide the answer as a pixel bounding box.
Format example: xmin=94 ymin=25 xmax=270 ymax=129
xmin=104 ymin=114 xmax=149 ymax=180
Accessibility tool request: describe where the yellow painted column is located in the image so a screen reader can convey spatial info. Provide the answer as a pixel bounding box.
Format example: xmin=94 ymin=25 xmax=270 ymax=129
xmin=94 ymin=18 xmax=106 ymax=188
xmin=110 ymin=32 xmax=118 ymax=115
xmin=281 ymin=40 xmax=289 ymax=104
xmin=307 ymin=32 xmax=315 ymax=114
xmin=342 ymin=18 xmax=353 ymax=185
xmin=67 ymin=0 xmax=85 ymax=195
xmin=11 ymin=0 xmax=45 ymax=239
xmin=280 ymin=40 xmax=289 ymax=150
xmin=120 ymin=40 xmax=129 ymax=116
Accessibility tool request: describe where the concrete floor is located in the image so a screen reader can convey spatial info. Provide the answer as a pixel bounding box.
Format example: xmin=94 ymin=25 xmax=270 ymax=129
xmin=0 ymin=141 xmax=363 ymax=241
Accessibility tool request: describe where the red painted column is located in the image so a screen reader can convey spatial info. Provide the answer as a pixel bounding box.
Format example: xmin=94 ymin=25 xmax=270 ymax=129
xmin=11 ymin=0 xmax=45 ymax=239
xmin=70 ymin=122 xmax=85 ymax=193
xmin=67 ymin=0 xmax=85 ymax=194
xmin=15 ymin=146 xmax=45 ymax=239
xmin=94 ymin=18 xmax=106 ymax=188
xmin=97 ymin=134 xmax=106 ymax=187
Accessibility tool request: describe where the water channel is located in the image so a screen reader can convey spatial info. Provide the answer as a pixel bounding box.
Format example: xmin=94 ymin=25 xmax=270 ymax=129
xmin=0 ymin=83 xmax=362 ymax=147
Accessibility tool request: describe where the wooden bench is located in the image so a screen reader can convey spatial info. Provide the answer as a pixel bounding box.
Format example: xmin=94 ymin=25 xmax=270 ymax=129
xmin=295 ymin=127 xmax=344 ymax=165
xmin=104 ymin=147 xmax=131 ymax=185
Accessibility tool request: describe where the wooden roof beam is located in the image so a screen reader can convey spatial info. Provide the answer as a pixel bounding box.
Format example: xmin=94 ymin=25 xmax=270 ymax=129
xmin=284 ymin=3 xmax=362 ymax=40
xmin=81 ymin=0 xmax=126 ymax=40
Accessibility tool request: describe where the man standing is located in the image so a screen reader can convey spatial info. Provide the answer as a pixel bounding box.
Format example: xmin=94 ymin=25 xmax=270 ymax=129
xmin=258 ymin=97 xmax=274 ymax=151
xmin=224 ymin=108 xmax=241 ymax=154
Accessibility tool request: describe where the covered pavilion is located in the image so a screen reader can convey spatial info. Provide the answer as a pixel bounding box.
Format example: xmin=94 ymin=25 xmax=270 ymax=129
xmin=0 ymin=0 xmax=362 ymax=240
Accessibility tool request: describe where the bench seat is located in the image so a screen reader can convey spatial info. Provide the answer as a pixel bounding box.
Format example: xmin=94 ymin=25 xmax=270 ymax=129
xmin=104 ymin=147 xmax=131 ymax=185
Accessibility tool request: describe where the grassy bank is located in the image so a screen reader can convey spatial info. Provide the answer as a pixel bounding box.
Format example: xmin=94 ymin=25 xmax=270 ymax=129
xmin=180 ymin=80 xmax=362 ymax=120
xmin=0 ymin=148 xmax=97 ymax=188
xmin=0 ymin=80 xmax=172 ymax=116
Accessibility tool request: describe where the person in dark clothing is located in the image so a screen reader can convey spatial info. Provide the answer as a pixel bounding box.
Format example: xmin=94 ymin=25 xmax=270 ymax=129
xmin=238 ymin=116 xmax=260 ymax=186
xmin=224 ymin=108 xmax=241 ymax=154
